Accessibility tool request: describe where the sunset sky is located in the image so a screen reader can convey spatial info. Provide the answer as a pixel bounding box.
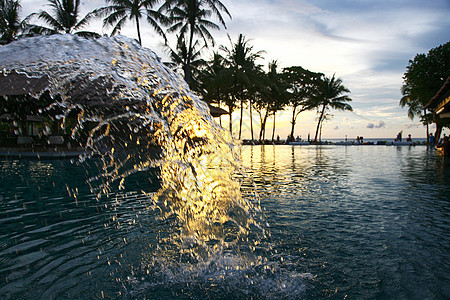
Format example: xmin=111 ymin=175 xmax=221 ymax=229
xmin=20 ymin=0 xmax=450 ymax=140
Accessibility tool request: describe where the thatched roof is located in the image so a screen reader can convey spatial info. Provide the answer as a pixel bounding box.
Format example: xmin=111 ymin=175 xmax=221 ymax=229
xmin=0 ymin=71 xmax=228 ymax=118
xmin=0 ymin=71 xmax=49 ymax=95
xmin=207 ymin=103 xmax=228 ymax=117
xmin=424 ymin=76 xmax=450 ymax=116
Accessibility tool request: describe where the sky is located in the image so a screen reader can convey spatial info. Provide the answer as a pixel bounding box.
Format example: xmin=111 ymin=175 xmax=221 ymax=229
xmin=20 ymin=0 xmax=450 ymax=140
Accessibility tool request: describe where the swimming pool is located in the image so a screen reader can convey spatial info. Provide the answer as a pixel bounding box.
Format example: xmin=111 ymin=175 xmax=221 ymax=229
xmin=0 ymin=145 xmax=449 ymax=298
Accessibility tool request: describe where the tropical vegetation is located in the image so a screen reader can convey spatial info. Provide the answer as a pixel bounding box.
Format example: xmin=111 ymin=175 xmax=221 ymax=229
xmin=93 ymin=0 xmax=167 ymax=45
xmin=312 ymin=74 xmax=353 ymax=142
xmin=0 ymin=0 xmax=23 ymax=43
xmin=32 ymin=0 xmax=100 ymax=37
xmin=0 ymin=0 xmax=42 ymax=43
xmin=160 ymin=0 xmax=231 ymax=84
xmin=400 ymin=41 xmax=450 ymax=140
xmin=0 ymin=0 xmax=357 ymax=142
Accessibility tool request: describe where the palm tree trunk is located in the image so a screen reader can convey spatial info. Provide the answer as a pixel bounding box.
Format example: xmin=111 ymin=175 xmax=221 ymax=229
xmin=250 ymin=98 xmax=254 ymax=141
xmin=258 ymin=113 xmax=264 ymax=141
xmin=261 ymin=109 xmax=269 ymax=141
xmin=238 ymin=99 xmax=244 ymax=139
xmin=290 ymin=106 xmax=297 ymax=142
xmin=259 ymin=110 xmax=267 ymax=141
xmin=271 ymin=112 xmax=276 ymax=142
xmin=185 ymin=22 xmax=195 ymax=84
xmin=314 ymin=104 xmax=326 ymax=142
xmin=228 ymin=96 xmax=234 ymax=135
xmin=319 ymin=120 xmax=323 ymax=142
xmin=135 ymin=15 xmax=142 ymax=45
xmin=229 ymin=110 xmax=233 ymax=135
xmin=424 ymin=109 xmax=429 ymax=144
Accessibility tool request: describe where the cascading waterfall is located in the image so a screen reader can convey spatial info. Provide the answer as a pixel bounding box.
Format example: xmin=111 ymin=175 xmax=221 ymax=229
xmin=0 ymin=35 xmax=312 ymax=298
xmin=0 ymin=34 xmax=263 ymax=259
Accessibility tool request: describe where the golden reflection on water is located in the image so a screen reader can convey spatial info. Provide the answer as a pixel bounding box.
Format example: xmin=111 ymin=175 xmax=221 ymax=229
xmin=150 ymin=92 xmax=260 ymax=259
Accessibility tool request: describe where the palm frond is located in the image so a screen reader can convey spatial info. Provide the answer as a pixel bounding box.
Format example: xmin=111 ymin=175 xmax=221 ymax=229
xmin=110 ymin=16 xmax=127 ymax=36
xmin=103 ymin=9 xmax=126 ymax=28
xmin=74 ymin=10 xmax=96 ymax=31
xmin=74 ymin=30 xmax=101 ymax=38
xmin=37 ymin=10 xmax=64 ymax=32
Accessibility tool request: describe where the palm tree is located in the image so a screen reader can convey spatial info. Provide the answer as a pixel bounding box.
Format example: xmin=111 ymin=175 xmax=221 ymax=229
xmin=197 ymin=51 xmax=230 ymax=126
xmin=0 ymin=0 xmax=39 ymax=44
xmin=313 ymin=74 xmax=352 ymax=142
xmin=162 ymin=34 xmax=205 ymax=89
xmin=93 ymin=0 xmax=167 ymax=45
xmin=161 ymin=0 xmax=231 ymax=84
xmin=33 ymin=0 xmax=99 ymax=37
xmin=220 ymin=34 xmax=264 ymax=139
xmin=265 ymin=60 xmax=289 ymax=142
xmin=0 ymin=0 xmax=22 ymax=44
xmin=253 ymin=63 xmax=279 ymax=142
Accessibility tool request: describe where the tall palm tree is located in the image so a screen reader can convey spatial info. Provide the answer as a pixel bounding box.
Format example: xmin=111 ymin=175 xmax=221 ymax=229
xmin=93 ymin=0 xmax=167 ymax=45
xmin=161 ymin=0 xmax=231 ymax=84
xmin=221 ymin=33 xmax=264 ymax=139
xmin=313 ymin=74 xmax=352 ymax=142
xmin=34 ymin=0 xmax=99 ymax=37
xmin=265 ymin=60 xmax=289 ymax=142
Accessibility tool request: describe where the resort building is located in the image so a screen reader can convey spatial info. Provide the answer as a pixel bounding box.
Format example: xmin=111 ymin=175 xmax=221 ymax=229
xmin=425 ymin=76 xmax=450 ymax=118
xmin=0 ymin=71 xmax=227 ymax=156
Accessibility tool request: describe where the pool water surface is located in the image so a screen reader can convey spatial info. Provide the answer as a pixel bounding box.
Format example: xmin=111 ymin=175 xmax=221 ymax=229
xmin=0 ymin=144 xmax=449 ymax=299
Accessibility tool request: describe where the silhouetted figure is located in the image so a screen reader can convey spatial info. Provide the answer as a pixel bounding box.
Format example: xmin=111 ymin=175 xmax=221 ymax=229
xmin=436 ymin=135 xmax=450 ymax=157
xmin=429 ymin=133 xmax=435 ymax=145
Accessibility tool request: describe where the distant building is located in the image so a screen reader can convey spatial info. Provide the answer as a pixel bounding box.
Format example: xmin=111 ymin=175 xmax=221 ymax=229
xmin=425 ymin=76 xmax=450 ymax=118
xmin=0 ymin=71 xmax=228 ymax=154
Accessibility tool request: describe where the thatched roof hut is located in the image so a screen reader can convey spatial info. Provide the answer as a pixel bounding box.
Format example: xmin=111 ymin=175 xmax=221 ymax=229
xmin=0 ymin=72 xmax=49 ymax=95
xmin=0 ymin=71 xmax=227 ymax=118
xmin=0 ymin=34 xmax=233 ymax=163
xmin=207 ymin=104 xmax=228 ymax=117
xmin=425 ymin=76 xmax=450 ymax=118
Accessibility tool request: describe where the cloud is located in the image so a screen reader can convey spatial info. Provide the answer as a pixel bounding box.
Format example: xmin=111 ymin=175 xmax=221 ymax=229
xmin=367 ymin=121 xmax=386 ymax=129
xmin=375 ymin=121 xmax=386 ymax=128
xmin=19 ymin=0 xmax=446 ymax=140
xmin=405 ymin=123 xmax=421 ymax=129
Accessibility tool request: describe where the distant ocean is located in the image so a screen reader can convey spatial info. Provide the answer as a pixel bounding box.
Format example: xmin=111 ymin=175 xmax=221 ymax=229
xmin=324 ymin=138 xmax=428 ymax=144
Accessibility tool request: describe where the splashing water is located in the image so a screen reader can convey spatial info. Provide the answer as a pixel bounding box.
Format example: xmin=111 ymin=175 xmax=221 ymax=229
xmin=0 ymin=34 xmax=263 ymax=260
xmin=0 ymin=35 xmax=318 ymax=299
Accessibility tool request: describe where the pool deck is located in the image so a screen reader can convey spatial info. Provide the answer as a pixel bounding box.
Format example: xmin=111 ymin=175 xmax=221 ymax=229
xmin=243 ymin=140 xmax=428 ymax=146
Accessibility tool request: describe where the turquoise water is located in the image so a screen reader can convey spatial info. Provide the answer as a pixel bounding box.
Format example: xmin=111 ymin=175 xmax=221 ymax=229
xmin=1 ymin=145 xmax=449 ymax=299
